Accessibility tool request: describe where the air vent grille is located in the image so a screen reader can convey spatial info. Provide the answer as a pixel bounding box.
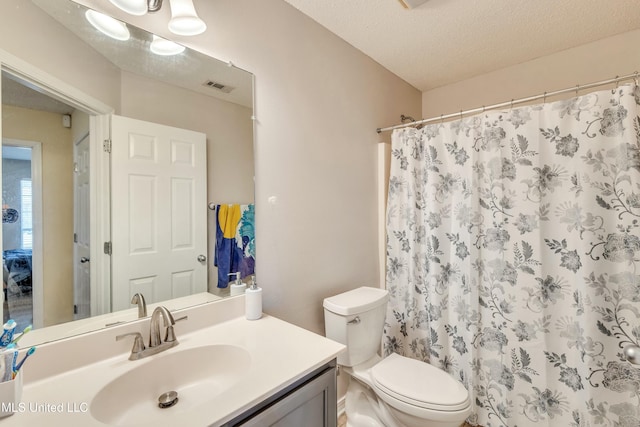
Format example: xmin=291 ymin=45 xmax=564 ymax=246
xmin=203 ymin=80 xmax=235 ymax=93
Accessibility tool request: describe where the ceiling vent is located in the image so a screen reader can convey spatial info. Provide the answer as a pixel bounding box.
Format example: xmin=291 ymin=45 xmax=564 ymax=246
xmin=202 ymin=80 xmax=234 ymax=94
xmin=397 ymin=0 xmax=429 ymax=9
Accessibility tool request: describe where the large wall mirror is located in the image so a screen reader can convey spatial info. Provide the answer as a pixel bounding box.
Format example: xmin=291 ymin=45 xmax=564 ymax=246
xmin=0 ymin=0 xmax=254 ymax=346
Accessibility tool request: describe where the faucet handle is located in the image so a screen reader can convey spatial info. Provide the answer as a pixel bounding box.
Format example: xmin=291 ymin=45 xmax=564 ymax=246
xmin=165 ymin=315 xmax=188 ymax=343
xmin=116 ymin=332 xmax=146 ymax=359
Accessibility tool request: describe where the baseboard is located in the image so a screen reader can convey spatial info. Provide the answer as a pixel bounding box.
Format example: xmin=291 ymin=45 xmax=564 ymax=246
xmin=337 ymin=395 xmax=346 ymax=417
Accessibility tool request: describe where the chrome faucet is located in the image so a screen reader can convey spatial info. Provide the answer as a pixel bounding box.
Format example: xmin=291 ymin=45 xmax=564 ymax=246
xmin=149 ymin=305 xmax=176 ymax=347
xmin=131 ymin=293 xmax=147 ymax=318
xmin=116 ymin=306 xmax=187 ymax=361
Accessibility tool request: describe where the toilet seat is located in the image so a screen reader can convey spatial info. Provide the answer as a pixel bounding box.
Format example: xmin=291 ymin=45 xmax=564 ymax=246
xmin=371 ymin=353 xmax=470 ymax=412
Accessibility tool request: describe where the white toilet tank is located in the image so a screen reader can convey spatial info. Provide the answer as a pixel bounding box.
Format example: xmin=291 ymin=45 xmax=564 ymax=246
xmin=323 ymin=287 xmax=389 ymax=367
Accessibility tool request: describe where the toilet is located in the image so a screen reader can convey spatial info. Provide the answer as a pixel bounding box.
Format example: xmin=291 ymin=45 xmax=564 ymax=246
xmin=323 ymin=286 xmax=471 ymax=427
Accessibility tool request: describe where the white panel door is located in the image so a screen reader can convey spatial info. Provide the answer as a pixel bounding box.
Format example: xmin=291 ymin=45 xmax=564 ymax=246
xmin=73 ymin=133 xmax=91 ymax=320
xmin=111 ymin=115 xmax=207 ymax=312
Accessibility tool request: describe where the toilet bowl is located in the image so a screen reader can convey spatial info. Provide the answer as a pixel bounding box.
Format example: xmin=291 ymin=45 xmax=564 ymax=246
xmin=323 ymin=287 xmax=471 ymax=427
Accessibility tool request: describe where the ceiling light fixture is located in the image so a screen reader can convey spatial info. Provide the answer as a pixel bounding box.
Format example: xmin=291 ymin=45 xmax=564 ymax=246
xmin=167 ymin=0 xmax=207 ymax=36
xmin=150 ymin=35 xmax=186 ymax=56
xmin=108 ymin=0 xmax=206 ymax=36
xmin=85 ymin=10 xmax=131 ymax=41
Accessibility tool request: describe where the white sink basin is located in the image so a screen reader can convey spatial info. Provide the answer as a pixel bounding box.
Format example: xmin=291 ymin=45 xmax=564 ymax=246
xmin=90 ymin=344 xmax=251 ymax=426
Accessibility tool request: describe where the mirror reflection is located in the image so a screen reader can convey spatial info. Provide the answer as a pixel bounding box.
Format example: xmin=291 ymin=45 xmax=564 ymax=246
xmin=0 ymin=0 xmax=255 ymax=344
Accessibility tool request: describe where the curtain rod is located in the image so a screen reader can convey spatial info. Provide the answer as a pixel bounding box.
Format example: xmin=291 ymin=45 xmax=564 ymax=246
xmin=376 ymin=72 xmax=639 ymax=134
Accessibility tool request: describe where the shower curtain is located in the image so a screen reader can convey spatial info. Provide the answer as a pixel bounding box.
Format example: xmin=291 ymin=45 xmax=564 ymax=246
xmin=384 ymin=84 xmax=640 ymax=427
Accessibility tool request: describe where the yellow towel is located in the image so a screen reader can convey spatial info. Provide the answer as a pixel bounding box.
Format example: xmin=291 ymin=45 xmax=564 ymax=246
xmin=218 ymin=204 xmax=241 ymax=239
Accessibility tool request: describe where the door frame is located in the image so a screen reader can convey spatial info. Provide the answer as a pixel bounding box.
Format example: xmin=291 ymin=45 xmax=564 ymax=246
xmin=0 ymin=48 xmax=114 ymax=320
xmin=2 ymin=138 xmax=43 ymax=327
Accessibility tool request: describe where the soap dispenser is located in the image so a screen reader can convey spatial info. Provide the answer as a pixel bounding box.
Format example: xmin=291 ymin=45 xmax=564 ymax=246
xmin=245 ymin=276 xmax=262 ymax=320
xmin=229 ymin=272 xmax=246 ymax=296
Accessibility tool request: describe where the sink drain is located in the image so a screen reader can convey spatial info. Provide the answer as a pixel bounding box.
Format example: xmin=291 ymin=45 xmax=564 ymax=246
xmin=158 ymin=391 xmax=179 ymax=409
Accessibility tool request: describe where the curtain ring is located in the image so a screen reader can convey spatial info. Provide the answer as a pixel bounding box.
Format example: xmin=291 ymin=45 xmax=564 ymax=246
xmin=510 ymin=99 xmax=514 ymax=111
xmin=634 ymin=71 xmax=639 ymax=87
xmin=440 ymin=114 xmax=444 ymax=124
xmin=459 ymin=110 xmax=463 ymax=121
xmin=575 ymin=84 xmax=580 ymax=96
xmin=482 ymin=105 xmax=486 ymax=113
xmin=543 ymin=92 xmax=547 ymax=104
xmin=615 ymin=76 xmax=620 ymax=89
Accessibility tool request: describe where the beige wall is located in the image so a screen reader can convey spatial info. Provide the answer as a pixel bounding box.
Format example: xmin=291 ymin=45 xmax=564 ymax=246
xmin=422 ymin=29 xmax=640 ymax=118
xmin=208 ymin=0 xmax=421 ymax=333
xmin=2 ymin=105 xmax=74 ymax=326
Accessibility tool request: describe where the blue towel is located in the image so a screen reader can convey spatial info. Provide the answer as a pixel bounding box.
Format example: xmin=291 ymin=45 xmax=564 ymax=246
xmin=214 ymin=204 xmax=255 ymax=288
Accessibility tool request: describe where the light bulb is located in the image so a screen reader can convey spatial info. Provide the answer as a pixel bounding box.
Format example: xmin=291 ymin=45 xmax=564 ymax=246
xmin=85 ymin=10 xmax=130 ymax=41
xmin=150 ymin=35 xmax=186 ymax=56
xmin=168 ymin=0 xmax=207 ymax=36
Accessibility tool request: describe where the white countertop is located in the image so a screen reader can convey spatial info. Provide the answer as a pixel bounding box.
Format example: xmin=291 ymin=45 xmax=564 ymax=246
xmin=0 ymin=301 xmax=344 ymax=426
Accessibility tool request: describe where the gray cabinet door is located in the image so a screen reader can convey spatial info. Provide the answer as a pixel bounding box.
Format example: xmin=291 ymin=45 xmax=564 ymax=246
xmin=239 ymin=366 xmax=337 ymax=427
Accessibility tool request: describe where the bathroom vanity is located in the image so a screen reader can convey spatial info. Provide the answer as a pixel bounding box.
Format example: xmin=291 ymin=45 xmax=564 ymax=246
xmin=0 ymin=296 xmax=344 ymax=426
xmin=223 ymin=360 xmax=336 ymax=426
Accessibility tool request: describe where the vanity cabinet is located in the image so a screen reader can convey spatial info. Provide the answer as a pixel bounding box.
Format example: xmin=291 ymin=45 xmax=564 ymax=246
xmin=222 ymin=360 xmax=337 ymax=427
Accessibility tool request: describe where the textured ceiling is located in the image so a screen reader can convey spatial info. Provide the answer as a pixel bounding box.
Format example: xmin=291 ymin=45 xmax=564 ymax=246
xmin=2 ymin=72 xmax=75 ymax=115
xmin=282 ymin=0 xmax=640 ymax=91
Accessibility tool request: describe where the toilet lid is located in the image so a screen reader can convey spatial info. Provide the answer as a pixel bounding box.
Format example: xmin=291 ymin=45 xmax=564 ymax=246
xmin=371 ymin=353 xmax=470 ymax=411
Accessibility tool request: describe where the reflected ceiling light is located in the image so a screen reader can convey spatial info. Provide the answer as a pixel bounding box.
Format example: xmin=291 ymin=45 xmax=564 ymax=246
xmin=85 ymin=10 xmax=130 ymax=41
xmin=168 ymin=0 xmax=207 ymax=36
xmin=108 ymin=0 xmax=148 ymax=16
xmin=150 ymin=35 xmax=186 ymax=56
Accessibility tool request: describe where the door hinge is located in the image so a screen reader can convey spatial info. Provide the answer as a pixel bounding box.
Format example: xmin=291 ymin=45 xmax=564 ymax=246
xmin=104 ymin=241 xmax=112 ymax=255
xmin=103 ymin=139 xmax=112 ymax=153
xmin=73 ymin=304 xmax=78 ymax=315
xmin=74 ymin=233 xmax=78 ymax=243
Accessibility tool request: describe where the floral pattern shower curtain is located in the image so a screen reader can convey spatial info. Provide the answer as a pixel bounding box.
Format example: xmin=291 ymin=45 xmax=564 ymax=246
xmin=384 ymin=84 xmax=640 ymax=427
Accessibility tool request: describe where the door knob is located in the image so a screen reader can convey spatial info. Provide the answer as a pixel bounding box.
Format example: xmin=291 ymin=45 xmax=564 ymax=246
xmin=197 ymin=255 xmax=207 ymax=262
xmin=624 ymin=345 xmax=640 ymax=365
xmin=80 ymin=257 xmax=90 ymax=263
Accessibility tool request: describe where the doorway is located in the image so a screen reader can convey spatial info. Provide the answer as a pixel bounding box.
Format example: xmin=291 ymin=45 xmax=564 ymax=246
xmin=1 ymin=140 xmax=42 ymax=329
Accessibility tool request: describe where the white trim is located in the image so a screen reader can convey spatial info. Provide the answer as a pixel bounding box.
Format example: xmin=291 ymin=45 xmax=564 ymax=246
xmin=338 ymin=395 xmax=346 ymax=418
xmin=377 ymin=143 xmax=390 ymax=290
xmin=2 ymin=138 xmax=43 ymax=328
xmin=0 ymin=49 xmax=113 ymax=115
xmin=90 ymin=115 xmax=111 ymax=316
